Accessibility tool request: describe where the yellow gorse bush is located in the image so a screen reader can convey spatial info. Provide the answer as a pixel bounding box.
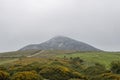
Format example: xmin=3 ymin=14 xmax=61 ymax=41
xmin=11 ymin=71 xmax=43 ymax=80
xmin=0 ymin=70 xmax=10 ymax=80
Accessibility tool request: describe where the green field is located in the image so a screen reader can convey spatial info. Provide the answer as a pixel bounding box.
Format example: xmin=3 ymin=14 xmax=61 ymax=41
xmin=56 ymin=51 xmax=120 ymax=68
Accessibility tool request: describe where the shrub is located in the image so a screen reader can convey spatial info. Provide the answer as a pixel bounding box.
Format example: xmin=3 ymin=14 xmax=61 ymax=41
xmin=39 ymin=65 xmax=71 ymax=80
xmin=101 ymin=73 xmax=120 ymax=80
xmin=0 ymin=70 xmax=10 ymax=80
xmin=110 ymin=61 xmax=120 ymax=74
xmin=39 ymin=65 xmax=85 ymax=80
xmin=71 ymin=57 xmax=84 ymax=63
xmin=8 ymin=62 xmax=41 ymax=75
xmin=70 ymin=72 xmax=87 ymax=80
xmin=85 ymin=73 xmax=120 ymax=80
xmin=68 ymin=78 xmax=82 ymax=80
xmin=83 ymin=63 xmax=106 ymax=76
xmin=11 ymin=71 xmax=43 ymax=80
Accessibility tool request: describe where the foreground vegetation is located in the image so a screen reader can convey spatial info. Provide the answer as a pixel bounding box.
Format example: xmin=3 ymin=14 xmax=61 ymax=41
xmin=0 ymin=57 xmax=120 ymax=80
xmin=0 ymin=50 xmax=120 ymax=80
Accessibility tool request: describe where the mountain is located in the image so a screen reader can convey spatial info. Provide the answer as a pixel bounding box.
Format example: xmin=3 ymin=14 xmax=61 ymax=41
xmin=19 ymin=36 xmax=101 ymax=51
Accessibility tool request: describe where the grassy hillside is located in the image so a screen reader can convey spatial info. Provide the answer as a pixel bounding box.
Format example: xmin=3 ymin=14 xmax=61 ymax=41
xmin=0 ymin=50 xmax=120 ymax=68
xmin=28 ymin=50 xmax=76 ymax=57
xmin=56 ymin=51 xmax=120 ymax=68
xmin=0 ymin=58 xmax=18 ymax=65
xmin=0 ymin=50 xmax=40 ymax=65
xmin=0 ymin=50 xmax=40 ymax=57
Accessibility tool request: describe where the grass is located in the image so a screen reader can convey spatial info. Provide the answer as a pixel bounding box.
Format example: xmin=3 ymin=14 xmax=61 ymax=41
xmin=56 ymin=51 xmax=120 ymax=68
xmin=0 ymin=50 xmax=40 ymax=57
xmin=0 ymin=58 xmax=18 ymax=65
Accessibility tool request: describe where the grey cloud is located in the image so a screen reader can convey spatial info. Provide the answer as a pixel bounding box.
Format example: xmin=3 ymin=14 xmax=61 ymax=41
xmin=0 ymin=0 xmax=120 ymax=52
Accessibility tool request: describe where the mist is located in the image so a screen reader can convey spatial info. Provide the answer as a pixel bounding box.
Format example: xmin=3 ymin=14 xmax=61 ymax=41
xmin=0 ymin=0 xmax=120 ymax=52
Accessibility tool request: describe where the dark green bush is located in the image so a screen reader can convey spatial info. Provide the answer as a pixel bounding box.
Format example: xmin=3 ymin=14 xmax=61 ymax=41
xmin=83 ymin=63 xmax=106 ymax=76
xmin=71 ymin=57 xmax=84 ymax=63
xmin=110 ymin=61 xmax=120 ymax=74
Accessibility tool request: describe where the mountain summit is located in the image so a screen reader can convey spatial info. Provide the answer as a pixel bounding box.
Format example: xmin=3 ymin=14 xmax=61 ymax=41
xmin=20 ymin=36 xmax=101 ymax=51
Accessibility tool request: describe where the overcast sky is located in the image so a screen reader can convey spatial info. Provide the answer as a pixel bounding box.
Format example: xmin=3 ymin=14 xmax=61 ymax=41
xmin=0 ymin=0 xmax=120 ymax=52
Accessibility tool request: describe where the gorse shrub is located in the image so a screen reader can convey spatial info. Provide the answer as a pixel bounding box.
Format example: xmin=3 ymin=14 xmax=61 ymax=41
xmin=70 ymin=72 xmax=87 ymax=80
xmin=1 ymin=58 xmax=120 ymax=80
xmin=39 ymin=65 xmax=85 ymax=80
xmin=11 ymin=71 xmax=43 ymax=80
xmin=101 ymin=73 xmax=120 ymax=80
xmin=90 ymin=73 xmax=120 ymax=80
xmin=0 ymin=70 xmax=10 ymax=80
xmin=39 ymin=65 xmax=71 ymax=80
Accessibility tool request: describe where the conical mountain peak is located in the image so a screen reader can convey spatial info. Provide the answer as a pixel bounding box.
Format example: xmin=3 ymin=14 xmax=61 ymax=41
xmin=20 ymin=36 xmax=101 ymax=51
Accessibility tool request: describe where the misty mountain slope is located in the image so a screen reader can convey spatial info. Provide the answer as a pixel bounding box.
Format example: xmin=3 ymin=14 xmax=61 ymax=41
xmin=20 ymin=36 xmax=101 ymax=51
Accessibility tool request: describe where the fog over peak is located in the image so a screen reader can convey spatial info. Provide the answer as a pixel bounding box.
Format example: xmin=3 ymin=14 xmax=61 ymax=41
xmin=0 ymin=0 xmax=120 ymax=52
